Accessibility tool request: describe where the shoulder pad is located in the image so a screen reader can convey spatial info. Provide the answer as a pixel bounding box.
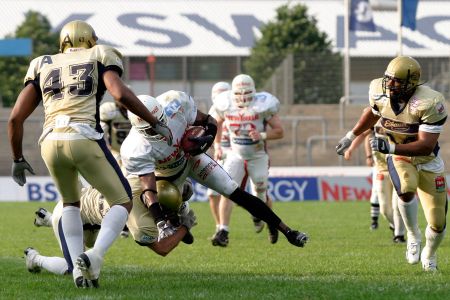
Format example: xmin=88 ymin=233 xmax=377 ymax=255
xmin=24 ymin=55 xmax=49 ymax=84
xmin=251 ymin=92 xmax=280 ymax=114
xmin=212 ymin=91 xmax=232 ymax=112
xmin=93 ymin=45 xmax=123 ymax=71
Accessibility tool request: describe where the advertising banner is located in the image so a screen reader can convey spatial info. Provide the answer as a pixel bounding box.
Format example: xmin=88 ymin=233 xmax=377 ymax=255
xmin=1 ymin=167 xmax=449 ymax=202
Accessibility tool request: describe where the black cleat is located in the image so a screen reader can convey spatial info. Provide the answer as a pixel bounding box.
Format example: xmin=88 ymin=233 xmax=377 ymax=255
xmin=75 ymin=276 xmax=99 ymax=288
xmin=370 ymin=221 xmax=379 ymax=230
xmin=393 ymin=235 xmax=406 ymax=243
xmin=286 ymin=230 xmax=308 ymax=247
xmin=211 ymin=229 xmax=229 ymax=247
xmin=182 ymin=230 xmax=194 ymax=244
xmin=268 ymin=225 xmax=279 ymax=244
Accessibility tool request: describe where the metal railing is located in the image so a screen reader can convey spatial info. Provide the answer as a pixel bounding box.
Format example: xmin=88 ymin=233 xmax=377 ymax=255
xmin=306 ymin=135 xmax=344 ymax=166
xmin=339 ymin=95 xmax=368 ymax=130
xmin=280 ymin=115 xmax=328 ymax=166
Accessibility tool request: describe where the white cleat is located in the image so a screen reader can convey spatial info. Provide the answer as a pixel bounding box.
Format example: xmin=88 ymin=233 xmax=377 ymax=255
xmin=405 ymin=241 xmax=421 ymax=264
xmin=24 ymin=247 xmax=41 ymax=273
xmin=34 ymin=208 xmax=52 ymax=227
xmin=76 ymin=249 xmax=103 ymax=288
xmin=421 ymin=248 xmax=438 ymax=272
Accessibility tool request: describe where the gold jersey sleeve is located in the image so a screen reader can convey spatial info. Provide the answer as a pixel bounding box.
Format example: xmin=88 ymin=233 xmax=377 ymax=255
xmin=24 ymin=45 xmax=124 ymax=131
xmin=100 ymin=102 xmax=131 ymax=152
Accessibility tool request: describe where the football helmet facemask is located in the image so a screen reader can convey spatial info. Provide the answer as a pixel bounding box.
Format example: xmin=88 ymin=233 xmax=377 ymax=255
xmin=232 ymin=74 xmax=256 ymax=107
xmin=382 ymin=56 xmax=421 ymax=101
xmin=128 ymin=95 xmax=167 ymax=140
xmin=59 ymin=20 xmax=98 ymax=53
xmin=211 ymin=81 xmax=231 ymax=100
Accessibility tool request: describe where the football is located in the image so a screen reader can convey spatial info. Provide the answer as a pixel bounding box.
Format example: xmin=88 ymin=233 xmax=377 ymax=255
xmin=181 ymin=126 xmax=206 ymax=154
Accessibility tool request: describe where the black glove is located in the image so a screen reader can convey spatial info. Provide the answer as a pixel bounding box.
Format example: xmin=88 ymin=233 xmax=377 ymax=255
xmin=370 ymin=137 xmax=394 ymax=154
xmin=11 ymin=157 xmax=35 ymax=186
xmin=187 ymin=135 xmax=214 ymax=156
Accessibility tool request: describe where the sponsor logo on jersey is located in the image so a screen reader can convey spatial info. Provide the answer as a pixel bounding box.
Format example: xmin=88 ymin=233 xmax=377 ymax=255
xmin=225 ymin=113 xmax=259 ymax=121
xmin=198 ymin=161 xmax=217 ymax=180
xmin=436 ymin=102 xmax=445 ymax=114
xmin=435 ymin=176 xmax=446 ymax=192
xmin=381 ymin=118 xmax=419 ymax=133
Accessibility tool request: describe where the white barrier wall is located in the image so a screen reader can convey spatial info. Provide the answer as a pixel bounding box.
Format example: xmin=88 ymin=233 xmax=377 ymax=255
xmin=2 ymin=167 xmax=449 ymax=202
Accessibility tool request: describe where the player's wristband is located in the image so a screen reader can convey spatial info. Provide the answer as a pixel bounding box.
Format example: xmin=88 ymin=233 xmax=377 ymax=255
xmin=345 ymin=131 xmax=357 ymax=141
xmin=260 ymin=132 xmax=267 ymax=140
xmin=389 ymin=143 xmax=396 ymax=154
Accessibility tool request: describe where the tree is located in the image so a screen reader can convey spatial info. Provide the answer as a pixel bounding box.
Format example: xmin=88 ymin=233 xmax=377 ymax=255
xmin=0 ymin=11 xmax=58 ymax=107
xmin=244 ymin=4 xmax=342 ymax=104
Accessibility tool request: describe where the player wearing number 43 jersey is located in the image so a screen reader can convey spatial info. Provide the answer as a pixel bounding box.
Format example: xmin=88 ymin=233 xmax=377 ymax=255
xmin=8 ymin=20 xmax=172 ymax=288
xmin=120 ymin=90 xmax=308 ymax=250
xmin=336 ymin=56 xmax=448 ymax=272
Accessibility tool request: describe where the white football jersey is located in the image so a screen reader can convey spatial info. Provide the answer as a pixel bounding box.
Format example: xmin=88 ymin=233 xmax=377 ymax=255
xmin=121 ymin=90 xmax=197 ymax=178
xmin=209 ymin=103 xmax=230 ymax=149
xmin=213 ymin=91 xmax=280 ymax=160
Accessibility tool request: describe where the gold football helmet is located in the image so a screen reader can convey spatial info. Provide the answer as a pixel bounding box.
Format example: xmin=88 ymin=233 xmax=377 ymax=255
xmin=382 ymin=56 xmax=421 ymax=98
xmin=59 ymin=20 xmax=98 ymax=52
xmin=156 ymin=180 xmax=182 ymax=211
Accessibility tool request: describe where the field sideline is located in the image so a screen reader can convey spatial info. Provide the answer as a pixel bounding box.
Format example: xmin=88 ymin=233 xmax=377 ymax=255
xmin=1 ymin=201 xmax=449 ymax=299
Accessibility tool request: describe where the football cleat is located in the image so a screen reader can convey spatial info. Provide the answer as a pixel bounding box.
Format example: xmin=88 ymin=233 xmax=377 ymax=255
xmin=120 ymin=225 xmax=130 ymax=238
xmin=252 ymin=217 xmax=265 ymax=233
xmin=211 ymin=229 xmax=229 ymax=247
xmin=34 ymin=208 xmax=52 ymax=227
xmin=76 ymin=249 xmax=102 ymax=288
xmin=421 ymin=248 xmax=438 ymax=272
xmin=286 ymin=230 xmax=308 ymax=248
xmin=393 ymin=235 xmax=406 ymax=243
xmin=74 ymin=276 xmax=98 ymax=288
xmin=24 ymin=247 xmax=41 ymax=273
xmin=370 ymin=221 xmax=379 ymax=231
xmin=268 ymin=225 xmax=279 ymax=244
xmin=405 ymin=241 xmax=421 ymax=264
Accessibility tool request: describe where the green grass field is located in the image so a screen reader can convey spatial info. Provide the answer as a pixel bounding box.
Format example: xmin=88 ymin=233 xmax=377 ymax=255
xmin=1 ymin=201 xmax=449 ymax=299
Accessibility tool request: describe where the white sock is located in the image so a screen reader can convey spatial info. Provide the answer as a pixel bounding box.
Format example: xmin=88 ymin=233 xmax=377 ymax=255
xmin=215 ymin=224 xmax=220 ymax=232
xmin=392 ymin=194 xmax=405 ymax=236
xmin=37 ymin=255 xmax=68 ymax=275
xmin=61 ymin=206 xmax=84 ymax=269
xmin=219 ymin=225 xmax=229 ymax=232
xmin=397 ymin=197 xmax=421 ymax=242
xmin=93 ymin=205 xmax=128 ymax=257
xmin=423 ymin=225 xmax=446 ymax=258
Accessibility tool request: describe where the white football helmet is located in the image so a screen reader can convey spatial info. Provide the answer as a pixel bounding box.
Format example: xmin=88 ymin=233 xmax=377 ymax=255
xmin=231 ymin=74 xmax=255 ymax=107
xmin=211 ymin=81 xmax=231 ymax=100
xmin=128 ymin=95 xmax=167 ymax=139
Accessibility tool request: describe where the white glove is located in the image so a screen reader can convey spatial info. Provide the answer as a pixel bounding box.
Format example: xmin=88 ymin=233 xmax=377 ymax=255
xmin=335 ymin=131 xmax=356 ymax=155
xmin=153 ymin=121 xmax=173 ymax=146
xmin=11 ymin=157 xmax=35 ymax=186
xmin=156 ymin=220 xmax=176 ymax=241
xmin=370 ymin=137 xmax=395 ymax=154
xmin=180 ymin=209 xmax=197 ymax=230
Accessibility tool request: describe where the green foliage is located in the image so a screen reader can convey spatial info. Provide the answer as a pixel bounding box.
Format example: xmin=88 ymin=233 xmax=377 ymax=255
xmin=0 ymin=11 xmax=58 ymax=107
xmin=1 ymin=201 xmax=450 ymax=299
xmin=245 ymin=4 xmax=343 ymax=104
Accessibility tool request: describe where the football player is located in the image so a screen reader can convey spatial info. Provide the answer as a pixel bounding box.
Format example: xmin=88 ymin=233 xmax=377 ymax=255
xmin=8 ymin=20 xmax=172 ymax=288
xmin=336 ymin=56 xmax=447 ymax=272
xmin=210 ymin=74 xmax=285 ymax=246
xmin=25 ymin=180 xmax=196 ymax=276
xmin=121 ymin=91 xmax=308 ymax=249
xmin=206 ymin=82 xmax=231 ymax=237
